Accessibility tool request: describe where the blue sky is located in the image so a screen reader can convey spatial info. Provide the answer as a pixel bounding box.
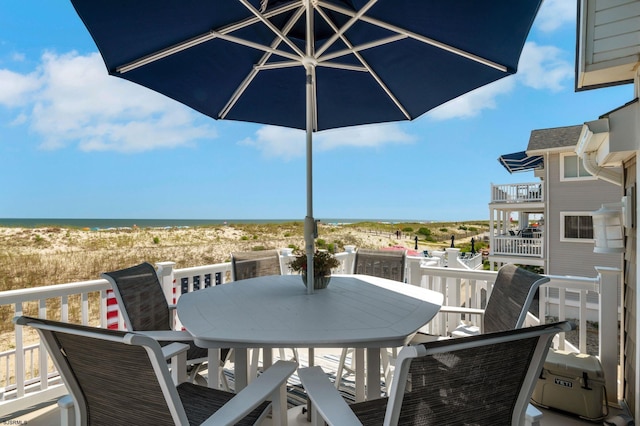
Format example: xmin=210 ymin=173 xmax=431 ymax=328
xmin=0 ymin=1 xmax=634 ymax=222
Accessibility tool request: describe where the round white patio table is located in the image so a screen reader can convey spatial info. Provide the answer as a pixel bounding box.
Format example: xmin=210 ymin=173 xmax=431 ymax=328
xmin=177 ymin=273 xmax=443 ymax=402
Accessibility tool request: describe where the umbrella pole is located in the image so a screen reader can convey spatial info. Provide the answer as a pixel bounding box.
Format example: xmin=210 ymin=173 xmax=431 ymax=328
xmin=304 ymin=63 xmax=315 ymax=295
xmin=304 ymin=0 xmax=315 ymax=295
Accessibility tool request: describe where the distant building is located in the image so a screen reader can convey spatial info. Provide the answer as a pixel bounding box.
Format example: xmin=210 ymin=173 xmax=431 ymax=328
xmin=489 ymin=124 xmax=622 ymax=277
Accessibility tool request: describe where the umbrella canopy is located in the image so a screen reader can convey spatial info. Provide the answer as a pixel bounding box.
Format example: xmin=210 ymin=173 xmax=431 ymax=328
xmin=70 ymin=0 xmax=543 ymax=293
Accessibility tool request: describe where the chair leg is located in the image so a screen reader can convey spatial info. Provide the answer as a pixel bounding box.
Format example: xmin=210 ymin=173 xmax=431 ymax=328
xmin=337 ymin=347 xmax=395 ymax=394
xmin=335 ymin=348 xmax=356 ymax=389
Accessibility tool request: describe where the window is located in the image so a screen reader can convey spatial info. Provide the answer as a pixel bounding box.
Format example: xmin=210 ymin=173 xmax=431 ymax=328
xmin=560 ymin=153 xmax=594 ymax=181
xmin=560 ymin=212 xmax=594 ymax=242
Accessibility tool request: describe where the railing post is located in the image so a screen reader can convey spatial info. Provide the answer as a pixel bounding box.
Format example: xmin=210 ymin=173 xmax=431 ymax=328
xmin=446 ymin=248 xmax=461 ymax=269
xmin=280 ymin=248 xmax=294 ymax=275
xmin=595 ymin=266 xmax=621 ymax=405
xmin=156 ymin=261 xmax=176 ymax=304
xmin=344 ymin=245 xmax=356 ymax=274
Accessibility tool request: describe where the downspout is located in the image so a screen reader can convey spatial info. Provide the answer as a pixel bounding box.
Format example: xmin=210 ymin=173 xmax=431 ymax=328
xmin=582 ymin=151 xmax=622 ymax=186
xmin=576 ymin=119 xmax=622 ymax=187
xmin=544 ymin=151 xmax=549 ymax=273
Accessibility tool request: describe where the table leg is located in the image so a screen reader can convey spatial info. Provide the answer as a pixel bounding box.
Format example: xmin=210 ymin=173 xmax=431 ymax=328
xmin=235 ymin=348 xmax=249 ymax=392
xmin=207 ymin=348 xmax=221 ymax=389
xmin=263 ymin=348 xmax=273 ymax=369
xmin=366 ymin=348 xmax=381 ymax=400
xmin=354 ymin=348 xmax=365 ymax=402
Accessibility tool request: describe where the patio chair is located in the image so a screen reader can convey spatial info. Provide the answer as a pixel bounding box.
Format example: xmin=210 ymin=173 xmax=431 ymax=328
xmin=15 ymin=316 xmax=296 ymax=426
xmin=102 ymin=262 xmax=229 ymax=387
xmin=353 ymin=248 xmax=406 ymax=282
xmin=413 ymin=263 xmax=549 ymax=341
xmin=231 ymin=250 xmax=298 ymax=370
xmin=231 ymin=249 xmax=282 ymax=281
xmin=299 ymin=321 xmax=573 ymax=426
xmin=336 ymin=248 xmax=407 ymax=390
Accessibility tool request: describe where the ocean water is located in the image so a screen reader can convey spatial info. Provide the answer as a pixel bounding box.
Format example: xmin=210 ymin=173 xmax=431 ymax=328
xmin=0 ymin=218 xmax=420 ymax=230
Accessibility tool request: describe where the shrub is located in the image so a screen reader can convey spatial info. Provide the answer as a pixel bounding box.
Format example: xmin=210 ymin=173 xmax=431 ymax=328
xmin=417 ymin=227 xmax=431 ymax=237
xmin=152 ymin=236 xmax=160 ymax=244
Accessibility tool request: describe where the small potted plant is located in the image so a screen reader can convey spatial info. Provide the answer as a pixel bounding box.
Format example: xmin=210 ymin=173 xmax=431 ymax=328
xmin=288 ymin=249 xmax=340 ymax=289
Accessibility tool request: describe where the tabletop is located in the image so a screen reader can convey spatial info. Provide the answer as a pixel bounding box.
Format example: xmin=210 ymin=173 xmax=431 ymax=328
xmin=176 ymin=274 xmax=444 ymax=349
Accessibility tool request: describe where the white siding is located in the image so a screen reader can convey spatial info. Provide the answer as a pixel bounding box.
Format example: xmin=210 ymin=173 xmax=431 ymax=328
xmin=578 ymin=0 xmax=640 ymax=88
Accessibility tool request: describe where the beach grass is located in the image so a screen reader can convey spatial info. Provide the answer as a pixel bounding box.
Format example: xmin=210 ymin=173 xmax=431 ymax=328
xmin=0 ymin=220 xmax=489 ymax=337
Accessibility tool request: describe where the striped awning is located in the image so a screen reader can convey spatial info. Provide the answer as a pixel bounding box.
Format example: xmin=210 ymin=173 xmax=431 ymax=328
xmin=498 ymin=151 xmax=543 ymax=174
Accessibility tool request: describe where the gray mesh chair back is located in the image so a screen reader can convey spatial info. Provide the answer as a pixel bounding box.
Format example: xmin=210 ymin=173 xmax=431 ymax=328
xmin=300 ymin=321 xmax=573 ymax=426
xmin=102 ymin=262 xmax=211 ymax=373
xmin=232 ymin=250 xmax=282 ymax=281
xmin=482 ymin=263 xmax=549 ymax=333
xmin=354 ymin=248 xmax=406 ymax=282
xmin=15 ymin=316 xmax=293 ymax=425
xmin=101 ymin=262 xmax=171 ymax=331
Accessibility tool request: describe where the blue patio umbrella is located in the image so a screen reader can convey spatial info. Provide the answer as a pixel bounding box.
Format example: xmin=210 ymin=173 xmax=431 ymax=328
xmin=70 ymin=0 xmax=543 ymax=294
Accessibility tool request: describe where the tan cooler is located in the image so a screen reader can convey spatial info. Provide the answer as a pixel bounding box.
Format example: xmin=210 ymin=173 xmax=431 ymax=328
xmin=531 ymin=348 xmax=608 ymax=421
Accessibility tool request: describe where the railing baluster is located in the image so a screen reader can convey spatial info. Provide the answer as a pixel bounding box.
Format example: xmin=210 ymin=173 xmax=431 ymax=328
xmin=15 ymin=301 xmax=24 ymax=398
xmin=61 ymin=295 xmax=68 ymax=322
xmin=39 ymin=299 xmax=48 ymax=391
xmin=82 ymin=292 xmax=89 ymax=325
xmin=579 ymin=290 xmax=587 ymax=354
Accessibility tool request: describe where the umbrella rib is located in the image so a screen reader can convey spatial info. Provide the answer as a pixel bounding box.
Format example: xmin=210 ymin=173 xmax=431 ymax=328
xmin=219 ymin=5 xmax=306 ymax=120
xmin=255 ymin=61 xmax=366 ymax=72
xmin=314 ymin=0 xmax=378 ymax=58
xmin=318 ymin=0 xmax=509 ymax=73
xmin=237 ymin=0 xmax=305 ymax=58
xmin=318 ymin=34 xmax=406 ymax=62
xmin=314 ymin=6 xmax=411 ymax=120
xmin=116 ymin=2 xmax=301 ymax=74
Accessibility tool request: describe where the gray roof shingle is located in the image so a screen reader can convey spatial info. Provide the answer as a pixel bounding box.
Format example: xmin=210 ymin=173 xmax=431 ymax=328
xmin=527 ymin=125 xmax=583 ymax=152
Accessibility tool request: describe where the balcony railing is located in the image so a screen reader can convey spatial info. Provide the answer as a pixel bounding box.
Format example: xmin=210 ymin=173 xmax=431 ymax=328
xmin=491 ymin=182 xmax=543 ymax=203
xmin=492 ymin=235 xmax=544 ymax=257
xmin=0 ymin=250 xmax=621 ymax=416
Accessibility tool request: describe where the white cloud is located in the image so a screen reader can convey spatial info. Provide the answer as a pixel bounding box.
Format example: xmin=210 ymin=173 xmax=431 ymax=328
xmin=0 ymin=68 xmax=41 ymax=107
xmin=428 ymin=77 xmax=515 ymax=120
xmin=1 ymin=51 xmax=215 ymax=153
xmin=427 ymin=40 xmax=573 ymax=121
xmin=517 ymin=41 xmax=573 ymax=91
xmin=536 ymin=0 xmax=576 ymax=33
xmin=240 ymin=123 xmax=415 ymax=160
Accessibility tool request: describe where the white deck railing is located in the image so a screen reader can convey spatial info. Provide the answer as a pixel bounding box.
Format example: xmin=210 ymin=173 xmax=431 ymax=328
xmin=492 ymin=235 xmax=544 ymax=257
xmin=491 ymin=182 xmax=543 ymax=203
xmin=0 ymin=250 xmax=621 ymax=415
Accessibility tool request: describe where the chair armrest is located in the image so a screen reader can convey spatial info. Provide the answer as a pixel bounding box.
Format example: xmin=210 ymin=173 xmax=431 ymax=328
xmin=161 ymin=342 xmax=189 ymax=359
xmin=161 ymin=342 xmax=189 ymax=385
xmin=439 ymin=306 xmax=484 ymax=316
xmin=136 ymin=330 xmax=195 ymax=342
xmin=298 ymin=366 xmax=362 ymax=426
xmin=202 ymin=360 xmax=298 ymax=426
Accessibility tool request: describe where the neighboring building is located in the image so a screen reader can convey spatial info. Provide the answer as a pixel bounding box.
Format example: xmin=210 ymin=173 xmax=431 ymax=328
xmin=489 ymin=125 xmax=623 ymax=277
xmin=576 ymin=0 xmax=640 ymax=418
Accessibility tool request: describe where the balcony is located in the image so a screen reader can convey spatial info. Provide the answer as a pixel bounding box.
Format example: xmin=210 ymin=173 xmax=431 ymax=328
xmin=0 ymin=250 xmax=623 ymax=425
xmin=491 ymin=182 xmax=543 ymax=205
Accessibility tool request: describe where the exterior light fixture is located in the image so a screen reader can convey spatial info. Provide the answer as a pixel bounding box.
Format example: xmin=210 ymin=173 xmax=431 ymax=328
xmin=591 ymin=197 xmax=628 ymax=254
